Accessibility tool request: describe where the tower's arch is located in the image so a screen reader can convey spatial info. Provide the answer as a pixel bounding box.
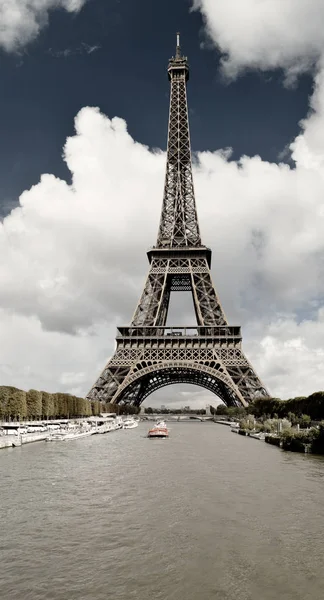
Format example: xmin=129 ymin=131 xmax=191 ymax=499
xmin=111 ymin=362 xmax=248 ymax=407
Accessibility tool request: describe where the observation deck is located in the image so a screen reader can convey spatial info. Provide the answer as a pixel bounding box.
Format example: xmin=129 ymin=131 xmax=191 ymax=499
xmin=116 ymin=326 xmax=242 ymax=349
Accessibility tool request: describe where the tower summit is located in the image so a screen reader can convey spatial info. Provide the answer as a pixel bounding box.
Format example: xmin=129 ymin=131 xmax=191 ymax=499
xmin=157 ymin=33 xmax=199 ymax=249
xmin=87 ymin=36 xmax=269 ymax=407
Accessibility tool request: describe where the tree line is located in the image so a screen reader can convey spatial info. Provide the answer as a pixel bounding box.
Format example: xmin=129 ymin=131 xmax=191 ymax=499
xmin=212 ymin=391 xmax=324 ymax=422
xmin=0 ymin=386 xmax=140 ymax=420
xmin=144 ymin=407 xmax=207 ymax=415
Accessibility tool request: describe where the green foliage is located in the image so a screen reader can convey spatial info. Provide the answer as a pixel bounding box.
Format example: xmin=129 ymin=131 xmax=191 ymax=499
xmin=215 ymin=405 xmax=246 ymax=419
xmin=0 ymin=386 xmax=95 ymax=420
xmin=239 ymin=414 xmax=256 ymax=431
xmin=281 ymin=418 xmax=292 ymax=431
xmin=142 ymin=406 xmax=206 ymax=416
xmin=299 ymin=414 xmax=311 ymax=428
xmin=91 ymin=400 xmax=101 ymax=416
xmin=2 ymin=384 xmax=320 ymax=425
xmin=280 ymin=427 xmax=318 ymax=452
xmin=287 ymin=412 xmax=297 ymax=425
xmin=0 ymin=386 xmax=10 ymax=418
xmin=215 ymin=404 xmax=229 ymax=415
xmin=26 ymin=389 xmax=42 ymax=418
xmin=103 ymin=402 xmax=139 ymax=415
xmin=310 ymin=423 xmax=324 ymax=454
xmin=263 ymin=419 xmax=277 ymax=433
xmin=248 ymin=397 xmax=282 ymax=418
xmin=0 ymin=386 xmax=27 ymax=420
xmin=249 ymin=393 xmax=324 ymax=422
xmin=41 ymin=391 xmax=54 ymax=418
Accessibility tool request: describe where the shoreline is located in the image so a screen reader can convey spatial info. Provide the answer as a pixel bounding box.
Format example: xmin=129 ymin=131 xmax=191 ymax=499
xmin=0 ymin=415 xmax=127 ymax=450
xmin=213 ymin=419 xmax=324 ymax=456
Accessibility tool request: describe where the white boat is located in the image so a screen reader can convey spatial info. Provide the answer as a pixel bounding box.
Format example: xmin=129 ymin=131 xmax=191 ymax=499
xmin=147 ymin=420 xmax=169 ymax=439
xmin=114 ymin=417 xmax=124 ymax=430
xmin=95 ymin=416 xmax=123 ymax=432
xmin=96 ymin=422 xmax=116 ymax=434
xmin=122 ymin=417 xmax=139 ymax=429
xmin=46 ymin=429 xmax=93 ymax=442
xmin=249 ymin=432 xmax=265 ymax=440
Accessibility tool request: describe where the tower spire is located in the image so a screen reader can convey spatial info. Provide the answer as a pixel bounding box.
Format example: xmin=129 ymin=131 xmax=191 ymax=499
xmin=157 ymin=34 xmax=200 ymax=248
xmin=176 ymin=32 xmax=181 ymax=59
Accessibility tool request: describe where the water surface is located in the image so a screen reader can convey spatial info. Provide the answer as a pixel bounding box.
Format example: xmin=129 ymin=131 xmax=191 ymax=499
xmin=1 ymin=422 xmax=324 ymax=600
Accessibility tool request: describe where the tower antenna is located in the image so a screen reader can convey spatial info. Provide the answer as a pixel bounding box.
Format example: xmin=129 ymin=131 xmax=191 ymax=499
xmin=176 ymin=32 xmax=181 ymax=58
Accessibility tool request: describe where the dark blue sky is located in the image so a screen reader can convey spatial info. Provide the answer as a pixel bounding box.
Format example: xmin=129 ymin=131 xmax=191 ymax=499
xmin=0 ymin=0 xmax=312 ymax=217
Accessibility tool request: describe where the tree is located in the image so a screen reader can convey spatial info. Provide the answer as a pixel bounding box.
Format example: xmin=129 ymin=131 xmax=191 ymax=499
xmin=263 ymin=419 xmax=277 ymax=433
xmin=3 ymin=387 xmax=27 ymax=420
xmin=287 ymin=412 xmax=297 ymax=425
xmin=239 ymin=414 xmax=256 ymax=431
xmin=304 ymin=392 xmax=324 ymax=421
xmin=299 ymin=414 xmax=311 ymax=428
xmin=91 ymin=400 xmax=101 ymax=416
xmin=215 ymin=404 xmax=229 ymax=415
xmin=311 ymin=422 xmax=324 ymax=454
xmin=0 ymin=386 xmax=10 ymax=420
xmin=26 ymin=389 xmax=42 ymax=419
xmin=249 ymin=397 xmax=282 ymax=418
xmin=41 ymin=392 xmax=54 ymax=419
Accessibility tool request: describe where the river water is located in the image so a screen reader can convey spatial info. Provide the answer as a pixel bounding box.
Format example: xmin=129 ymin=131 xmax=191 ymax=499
xmin=1 ymin=422 xmax=324 ymax=600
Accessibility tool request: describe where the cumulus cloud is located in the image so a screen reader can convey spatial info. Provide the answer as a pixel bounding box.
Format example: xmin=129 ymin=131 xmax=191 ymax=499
xmin=193 ymin=0 xmax=324 ymax=82
xmin=0 ymin=0 xmax=88 ymax=53
xmin=1 ymin=109 xmax=164 ymax=335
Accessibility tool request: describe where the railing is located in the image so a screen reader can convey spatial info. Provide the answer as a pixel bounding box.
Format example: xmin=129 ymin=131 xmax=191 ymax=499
xmin=117 ymin=326 xmax=242 ymax=338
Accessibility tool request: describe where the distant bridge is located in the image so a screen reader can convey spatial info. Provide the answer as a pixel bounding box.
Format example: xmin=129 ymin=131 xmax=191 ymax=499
xmin=140 ymin=414 xmax=214 ymax=422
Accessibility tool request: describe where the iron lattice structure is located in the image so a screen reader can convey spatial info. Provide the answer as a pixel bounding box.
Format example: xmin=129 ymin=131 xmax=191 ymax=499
xmin=87 ymin=36 xmax=269 ymax=407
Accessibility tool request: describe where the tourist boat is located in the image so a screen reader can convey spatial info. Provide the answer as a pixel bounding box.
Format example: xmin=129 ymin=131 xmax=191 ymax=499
xmin=122 ymin=417 xmax=139 ymax=429
xmin=46 ymin=429 xmax=93 ymax=442
xmin=147 ymin=420 xmax=169 ymax=439
xmin=114 ymin=417 xmax=124 ymax=430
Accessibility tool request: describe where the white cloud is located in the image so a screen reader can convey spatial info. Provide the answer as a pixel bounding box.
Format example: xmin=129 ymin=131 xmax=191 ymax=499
xmin=1 ymin=109 xmax=164 ymax=335
xmin=0 ymin=309 xmax=116 ymax=396
xmin=193 ymin=0 xmax=324 ymax=82
xmin=48 ymin=42 xmax=101 ymax=58
xmin=0 ymin=0 xmax=88 ymax=53
xmin=255 ymin=310 xmax=324 ymax=399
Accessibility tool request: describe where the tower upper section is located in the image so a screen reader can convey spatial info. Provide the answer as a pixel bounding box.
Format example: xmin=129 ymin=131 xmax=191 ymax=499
xmin=167 ymin=32 xmax=189 ymax=82
xmin=156 ymin=35 xmax=201 ymax=249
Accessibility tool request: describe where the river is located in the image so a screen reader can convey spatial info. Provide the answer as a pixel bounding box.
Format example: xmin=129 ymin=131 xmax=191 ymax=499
xmin=1 ymin=422 xmax=324 ymax=600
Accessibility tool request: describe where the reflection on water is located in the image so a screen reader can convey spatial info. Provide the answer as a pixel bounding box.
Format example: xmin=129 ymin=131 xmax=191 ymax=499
xmin=1 ymin=422 xmax=324 ymax=600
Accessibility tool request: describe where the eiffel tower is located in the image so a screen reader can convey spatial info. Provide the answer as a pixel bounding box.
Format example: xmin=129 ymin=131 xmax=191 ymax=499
xmin=87 ymin=35 xmax=269 ymax=408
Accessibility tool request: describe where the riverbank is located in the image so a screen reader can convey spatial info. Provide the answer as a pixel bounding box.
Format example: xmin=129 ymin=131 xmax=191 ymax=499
xmin=0 ymin=415 xmax=130 ymax=450
xmin=0 ymin=432 xmax=48 ymax=449
xmin=214 ymin=419 xmax=324 ymax=455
